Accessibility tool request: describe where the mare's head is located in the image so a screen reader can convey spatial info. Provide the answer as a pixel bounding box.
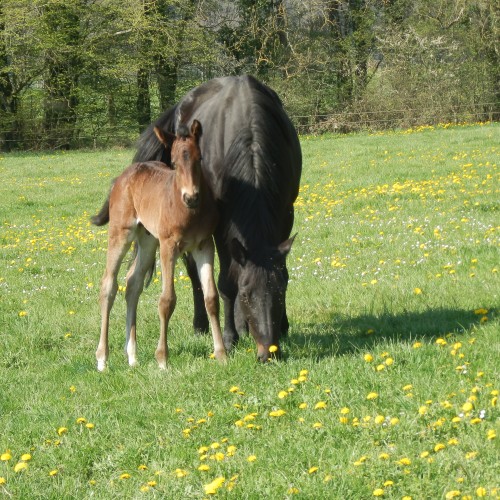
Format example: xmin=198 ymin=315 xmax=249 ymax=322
xmin=231 ymin=236 xmax=295 ymax=362
xmin=154 ymin=120 xmax=203 ymax=209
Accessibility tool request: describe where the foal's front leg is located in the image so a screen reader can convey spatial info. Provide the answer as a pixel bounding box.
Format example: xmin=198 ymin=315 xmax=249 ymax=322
xmin=156 ymin=240 xmax=177 ymax=370
xmin=192 ymin=238 xmax=227 ymax=361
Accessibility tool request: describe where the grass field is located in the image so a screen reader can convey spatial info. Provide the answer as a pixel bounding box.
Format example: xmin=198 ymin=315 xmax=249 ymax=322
xmin=1 ymin=123 xmax=499 ymax=499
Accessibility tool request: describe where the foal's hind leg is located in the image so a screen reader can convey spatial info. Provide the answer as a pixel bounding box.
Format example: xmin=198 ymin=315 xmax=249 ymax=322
xmin=125 ymin=229 xmax=157 ymax=367
xmin=96 ymin=226 xmax=133 ymax=371
xmin=191 ymin=238 xmax=227 ymax=361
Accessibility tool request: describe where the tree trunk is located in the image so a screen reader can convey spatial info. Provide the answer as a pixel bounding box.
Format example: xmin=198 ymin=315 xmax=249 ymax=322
xmin=136 ymin=67 xmax=151 ymax=132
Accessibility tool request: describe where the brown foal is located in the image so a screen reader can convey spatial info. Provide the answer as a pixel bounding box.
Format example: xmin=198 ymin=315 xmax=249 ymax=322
xmin=91 ymin=120 xmax=226 ymax=370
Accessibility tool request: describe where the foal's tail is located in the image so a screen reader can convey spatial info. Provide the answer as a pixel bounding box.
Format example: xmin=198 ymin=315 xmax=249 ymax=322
xmin=91 ymin=196 xmax=110 ymax=226
xmin=91 ymin=179 xmax=116 ymax=226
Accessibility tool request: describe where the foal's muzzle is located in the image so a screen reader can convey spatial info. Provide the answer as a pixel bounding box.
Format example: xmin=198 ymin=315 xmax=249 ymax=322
xmin=183 ymin=192 xmax=199 ymax=209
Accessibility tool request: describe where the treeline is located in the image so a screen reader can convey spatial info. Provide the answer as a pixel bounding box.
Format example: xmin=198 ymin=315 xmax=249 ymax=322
xmin=1 ymin=0 xmax=498 ymax=150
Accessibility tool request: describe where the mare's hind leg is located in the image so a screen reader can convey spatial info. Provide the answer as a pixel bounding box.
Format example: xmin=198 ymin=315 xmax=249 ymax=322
xmin=96 ymin=225 xmax=134 ymax=371
xmin=183 ymin=253 xmax=209 ymax=334
xmin=191 ymin=238 xmax=227 ymax=361
xmin=124 ymin=229 xmax=158 ymax=367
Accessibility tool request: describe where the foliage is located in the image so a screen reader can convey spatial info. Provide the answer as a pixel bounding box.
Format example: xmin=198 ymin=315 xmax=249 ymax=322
xmin=0 ymin=0 xmax=499 ymax=149
xmin=0 ymin=123 xmax=499 ymax=497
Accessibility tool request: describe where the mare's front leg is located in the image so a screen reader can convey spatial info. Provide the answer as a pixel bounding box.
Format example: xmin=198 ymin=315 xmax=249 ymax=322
xmin=191 ymin=238 xmax=226 ymax=361
xmin=234 ymin=293 xmax=249 ymax=336
xmin=156 ymin=239 xmax=177 ymax=370
xmin=96 ymin=225 xmax=133 ymax=371
xmin=124 ymin=230 xmax=157 ymax=367
xmin=214 ymin=235 xmax=239 ymax=352
xmin=182 ymin=253 xmax=209 ymax=334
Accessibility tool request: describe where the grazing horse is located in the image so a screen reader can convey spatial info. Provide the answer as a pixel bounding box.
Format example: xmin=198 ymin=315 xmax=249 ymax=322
xmin=134 ymin=75 xmax=302 ymax=362
xmin=92 ymin=120 xmax=226 ymax=371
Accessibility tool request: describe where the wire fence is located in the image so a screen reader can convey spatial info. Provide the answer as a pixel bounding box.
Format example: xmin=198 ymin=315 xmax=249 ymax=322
xmin=0 ymin=102 xmax=498 ymax=151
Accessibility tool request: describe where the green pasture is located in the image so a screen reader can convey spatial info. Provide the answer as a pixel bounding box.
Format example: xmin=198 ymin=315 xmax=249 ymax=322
xmin=0 ymin=123 xmax=499 ymax=498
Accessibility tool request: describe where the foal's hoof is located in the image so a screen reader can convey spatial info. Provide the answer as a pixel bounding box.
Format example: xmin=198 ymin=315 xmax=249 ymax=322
xmin=97 ymin=360 xmax=107 ymax=372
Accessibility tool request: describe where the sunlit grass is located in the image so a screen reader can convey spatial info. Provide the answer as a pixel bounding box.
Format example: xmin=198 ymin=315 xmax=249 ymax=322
xmin=0 ymin=123 xmax=498 ymax=498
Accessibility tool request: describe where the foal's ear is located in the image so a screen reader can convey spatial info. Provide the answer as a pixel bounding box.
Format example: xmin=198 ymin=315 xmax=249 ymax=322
xmin=190 ymin=120 xmax=203 ymax=141
xmin=230 ymin=238 xmax=248 ymax=267
xmin=153 ymin=126 xmax=175 ymax=148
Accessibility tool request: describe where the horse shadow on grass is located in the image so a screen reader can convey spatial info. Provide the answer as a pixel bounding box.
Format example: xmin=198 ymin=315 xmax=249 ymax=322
xmin=285 ymin=307 xmax=495 ymax=361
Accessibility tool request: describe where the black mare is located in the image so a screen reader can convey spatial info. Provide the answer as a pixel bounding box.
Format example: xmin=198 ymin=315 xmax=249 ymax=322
xmin=134 ymin=75 xmax=302 ymax=361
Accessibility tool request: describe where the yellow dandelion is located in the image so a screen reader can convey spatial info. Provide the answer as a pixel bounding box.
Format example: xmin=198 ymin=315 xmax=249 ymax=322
xmin=390 ymin=417 xmax=400 ymax=425
xmin=0 ymin=477 xmax=6 ymax=485
xmin=288 ymin=487 xmax=300 ymax=494
xmin=340 ymin=407 xmax=350 ymax=414
xmin=247 ymin=455 xmax=257 ymax=462
xmin=379 ymin=453 xmax=390 ymax=460
xmin=366 ymin=392 xmax=378 ymax=400
xmin=373 ymin=488 xmax=384 ymax=496
xmin=57 ymin=427 xmax=68 ymax=436
xmin=18 ymin=311 xmax=28 ymax=317
xmin=298 ymin=402 xmax=307 ymax=409
xmin=476 ymin=487 xmax=487 ymax=497
xmin=487 ymin=429 xmax=496 ymax=440
xmin=14 ymin=462 xmax=28 ymax=473
xmin=278 ymin=390 xmax=288 ymax=399
xmin=229 ymin=386 xmax=239 ymax=393
xmin=383 ymin=480 xmax=394 ymax=487
xmin=314 ymin=401 xmax=327 ymax=410
xmin=445 ymin=491 xmax=461 ymax=499
xmin=397 ymin=457 xmax=411 ymax=466
xmin=1 ymin=452 xmax=12 ymax=461
xmin=198 ymin=464 xmax=210 ymax=471
xmin=412 ymin=342 xmax=422 ymax=349
xmin=462 ymin=401 xmax=474 ymax=412
xmin=299 ymin=369 xmax=308 ymax=377
xmin=474 ymin=308 xmax=488 ymax=315
xmin=174 ymin=468 xmax=188 ymax=477
xmin=414 ymin=288 xmax=422 ymax=295
xmin=49 ymin=469 xmax=58 ymax=477
xmin=364 ymin=353 xmax=374 ymax=362
xmin=203 ymin=477 xmax=226 ymax=495
xmin=385 ymin=357 xmax=394 ymax=366
xmin=312 ymin=422 xmax=323 ymax=429
xmin=269 ymin=345 xmax=278 ymax=353
xmin=269 ymin=409 xmax=286 ymax=417
xmin=434 ymin=443 xmax=446 ymax=452
xmin=308 ymin=466 xmax=318 ymax=474
xmin=20 ymin=454 xmax=31 ymax=461
xmin=76 ymin=417 xmax=86 ymax=424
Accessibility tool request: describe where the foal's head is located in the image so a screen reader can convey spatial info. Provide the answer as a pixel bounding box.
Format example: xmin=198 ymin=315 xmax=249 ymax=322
xmin=154 ymin=120 xmax=203 ymax=209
